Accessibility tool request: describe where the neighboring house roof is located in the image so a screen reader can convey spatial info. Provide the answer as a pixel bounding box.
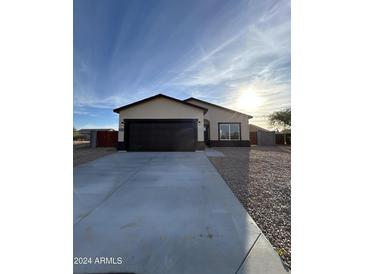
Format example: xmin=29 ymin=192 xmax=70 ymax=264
xmin=113 ymin=94 xmax=208 ymax=114
xmin=184 ymin=97 xmax=253 ymax=118
xmin=249 ymin=124 xmax=271 ymax=132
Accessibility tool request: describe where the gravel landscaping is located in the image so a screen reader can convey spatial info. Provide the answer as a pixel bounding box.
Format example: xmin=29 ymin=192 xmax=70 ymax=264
xmin=208 ymin=146 xmax=291 ymax=269
xmin=73 ymin=146 xmax=117 ymax=167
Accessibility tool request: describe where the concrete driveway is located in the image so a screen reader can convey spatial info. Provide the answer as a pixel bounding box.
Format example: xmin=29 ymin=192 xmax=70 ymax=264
xmin=74 ymin=152 xmax=289 ymax=274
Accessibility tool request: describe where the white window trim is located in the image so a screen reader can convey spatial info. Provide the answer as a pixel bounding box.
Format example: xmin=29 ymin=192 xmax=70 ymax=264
xmin=219 ymin=123 xmax=241 ymax=141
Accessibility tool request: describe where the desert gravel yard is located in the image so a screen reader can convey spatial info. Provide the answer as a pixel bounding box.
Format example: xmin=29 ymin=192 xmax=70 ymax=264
xmin=73 ymin=146 xmax=116 ymax=166
xmin=208 ymin=146 xmax=291 ymax=269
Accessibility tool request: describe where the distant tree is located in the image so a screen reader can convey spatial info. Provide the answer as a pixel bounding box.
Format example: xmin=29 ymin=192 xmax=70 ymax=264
xmin=269 ymin=108 xmax=291 ymax=131
xmin=73 ymin=127 xmax=81 ymax=139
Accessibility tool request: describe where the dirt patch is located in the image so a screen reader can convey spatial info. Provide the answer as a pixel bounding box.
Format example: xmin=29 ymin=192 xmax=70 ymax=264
xmin=208 ymin=146 xmax=291 ymax=269
xmin=74 ymin=146 xmax=117 ymax=167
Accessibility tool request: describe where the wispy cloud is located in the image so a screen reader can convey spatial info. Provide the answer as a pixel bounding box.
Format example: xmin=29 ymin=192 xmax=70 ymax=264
xmin=169 ymin=21 xmax=290 ymax=93
xmin=159 ymin=1 xmax=290 ymax=128
xmin=73 ymin=109 xmax=101 ymax=117
xmin=74 ymin=0 xmax=290 ymax=129
xmin=73 ymin=94 xmax=128 ymax=109
xmin=73 ymin=110 xmax=90 ymax=115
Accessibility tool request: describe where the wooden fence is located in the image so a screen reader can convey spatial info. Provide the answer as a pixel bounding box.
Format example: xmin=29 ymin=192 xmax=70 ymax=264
xmin=275 ymin=133 xmax=291 ymax=145
xmin=96 ymin=131 xmax=118 ymax=147
xmin=250 ymin=132 xmax=257 ymax=145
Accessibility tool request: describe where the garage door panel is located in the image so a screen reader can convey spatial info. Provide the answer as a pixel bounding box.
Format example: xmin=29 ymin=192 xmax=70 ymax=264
xmin=126 ymin=120 xmax=197 ymax=151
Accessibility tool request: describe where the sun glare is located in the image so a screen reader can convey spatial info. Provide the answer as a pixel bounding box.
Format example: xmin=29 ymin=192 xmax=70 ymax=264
xmin=236 ymin=88 xmax=263 ymax=112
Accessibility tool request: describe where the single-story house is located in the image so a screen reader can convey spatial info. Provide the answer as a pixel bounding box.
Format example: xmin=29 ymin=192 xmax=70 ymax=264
xmin=113 ymin=94 xmax=252 ymax=151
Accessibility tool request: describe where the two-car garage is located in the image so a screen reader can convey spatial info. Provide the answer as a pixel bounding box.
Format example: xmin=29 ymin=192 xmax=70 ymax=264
xmin=113 ymin=94 xmax=207 ymax=152
xmin=125 ymin=119 xmax=198 ymax=151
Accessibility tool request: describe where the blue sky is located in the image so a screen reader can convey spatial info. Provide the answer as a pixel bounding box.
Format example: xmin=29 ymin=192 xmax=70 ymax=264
xmin=74 ymin=0 xmax=290 ymax=130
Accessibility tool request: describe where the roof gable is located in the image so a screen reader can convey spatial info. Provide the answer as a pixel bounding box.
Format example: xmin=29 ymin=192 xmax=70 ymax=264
xmin=249 ymin=124 xmax=271 ymax=132
xmin=113 ymin=94 xmax=208 ymax=114
xmin=184 ymin=97 xmax=253 ymax=118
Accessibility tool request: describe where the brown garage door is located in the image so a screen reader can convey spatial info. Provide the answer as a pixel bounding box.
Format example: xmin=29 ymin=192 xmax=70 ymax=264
xmin=125 ymin=119 xmax=197 ymax=151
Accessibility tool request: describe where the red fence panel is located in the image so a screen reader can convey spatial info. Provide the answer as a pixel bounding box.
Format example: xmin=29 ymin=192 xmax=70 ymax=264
xmin=250 ymin=132 xmax=257 ymax=145
xmin=96 ymin=131 xmax=118 ymax=147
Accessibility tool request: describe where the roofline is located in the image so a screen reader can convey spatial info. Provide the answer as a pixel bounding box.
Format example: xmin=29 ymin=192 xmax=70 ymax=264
xmin=184 ymin=97 xmax=253 ymax=118
xmin=249 ymin=124 xmax=270 ymax=132
xmin=113 ymin=94 xmax=208 ymax=114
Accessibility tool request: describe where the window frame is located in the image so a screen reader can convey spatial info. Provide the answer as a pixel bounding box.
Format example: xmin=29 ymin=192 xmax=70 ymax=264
xmin=218 ymin=123 xmax=241 ymax=141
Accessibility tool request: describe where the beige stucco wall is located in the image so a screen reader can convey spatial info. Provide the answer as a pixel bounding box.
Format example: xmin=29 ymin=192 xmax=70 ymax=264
xmin=186 ymin=99 xmax=251 ymax=141
xmin=117 ymin=97 xmax=205 ymax=142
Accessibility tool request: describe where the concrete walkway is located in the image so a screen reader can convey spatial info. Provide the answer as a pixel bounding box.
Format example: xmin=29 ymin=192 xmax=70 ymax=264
xmin=74 ymin=152 xmax=289 ymax=274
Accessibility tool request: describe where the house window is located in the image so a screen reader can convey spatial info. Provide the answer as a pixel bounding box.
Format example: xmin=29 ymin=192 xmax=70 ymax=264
xmin=219 ymin=123 xmax=240 ymax=140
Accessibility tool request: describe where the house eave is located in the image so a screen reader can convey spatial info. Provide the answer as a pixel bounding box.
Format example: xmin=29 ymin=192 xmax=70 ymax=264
xmin=184 ymin=97 xmax=253 ymax=118
xmin=113 ymin=94 xmax=208 ymax=114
